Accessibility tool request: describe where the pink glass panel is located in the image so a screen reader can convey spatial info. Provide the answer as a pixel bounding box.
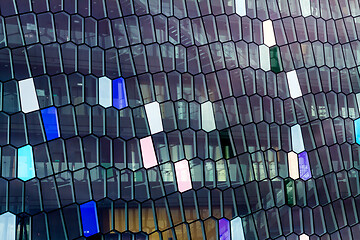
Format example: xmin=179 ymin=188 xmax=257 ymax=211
xmin=175 ymin=160 xmax=192 ymax=192
xmin=140 ymin=136 xmax=158 ymax=169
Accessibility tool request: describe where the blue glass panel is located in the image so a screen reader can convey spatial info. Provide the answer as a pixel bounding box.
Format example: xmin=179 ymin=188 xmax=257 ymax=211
xmin=80 ymin=201 xmax=100 ymax=237
xmin=17 ymin=145 xmax=35 ymax=181
xmin=299 ymin=151 xmax=312 ymax=180
xmin=41 ymin=106 xmax=60 ymax=141
xmin=219 ymin=218 xmax=230 ymax=240
xmin=355 ymin=118 xmax=360 ymax=144
xmin=113 ymin=77 xmax=128 ymax=109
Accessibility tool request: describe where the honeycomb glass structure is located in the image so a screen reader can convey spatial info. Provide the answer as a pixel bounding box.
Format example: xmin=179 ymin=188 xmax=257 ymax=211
xmin=1 ymin=0 xmax=360 ymax=239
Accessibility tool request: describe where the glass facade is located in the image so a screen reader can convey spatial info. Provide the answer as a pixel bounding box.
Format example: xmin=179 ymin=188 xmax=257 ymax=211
xmin=0 ymin=0 xmax=360 ymax=239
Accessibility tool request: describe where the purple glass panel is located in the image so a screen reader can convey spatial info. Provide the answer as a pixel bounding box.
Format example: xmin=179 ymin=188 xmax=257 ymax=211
xmin=219 ymin=218 xmax=230 ymax=240
xmin=298 ymin=151 xmax=312 ymax=180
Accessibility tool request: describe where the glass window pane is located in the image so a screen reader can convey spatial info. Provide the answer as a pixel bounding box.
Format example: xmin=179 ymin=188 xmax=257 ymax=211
xmin=288 ymin=152 xmax=299 ymax=180
xmin=144 ymin=101 xmax=163 ymax=134
xmin=230 ymin=217 xmax=245 ymax=240
xmin=80 ymin=201 xmax=100 ymax=237
xmin=299 ymin=151 xmax=312 ymax=180
xmin=18 ymin=78 xmax=39 ymax=113
xmin=263 ymin=20 xmax=276 ymax=47
xmin=174 ymin=160 xmax=192 ymax=193
xmin=113 ymin=77 xmax=128 ymax=109
xmin=17 ymin=145 xmax=35 ymax=181
xmin=201 ymin=101 xmax=216 ymax=132
xmin=99 ymin=76 xmax=112 ymax=108
xmin=140 ymin=136 xmax=158 ymax=169
xmin=286 ymin=70 xmax=302 ymax=99
xmin=291 ymin=124 xmax=305 ymax=153
xmin=41 ymin=107 xmax=60 ymax=141
xmin=0 ymin=212 xmax=16 ymax=240
xmin=259 ymin=45 xmax=270 ymax=71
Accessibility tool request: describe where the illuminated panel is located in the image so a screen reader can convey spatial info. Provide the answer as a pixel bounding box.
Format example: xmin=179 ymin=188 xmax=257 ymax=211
xmin=0 ymin=212 xmax=16 ymax=240
xmin=259 ymin=45 xmax=270 ymax=71
xmin=18 ymin=78 xmax=40 ymax=113
xmin=299 ymin=0 xmax=311 ymax=17
xmin=113 ymin=77 xmax=128 ymax=109
xmin=288 ymin=152 xmax=299 ymax=180
xmin=286 ymin=70 xmax=302 ymax=99
xmin=41 ymin=106 xmax=60 ymax=140
xmin=174 ymin=160 xmax=192 ymax=193
xmin=291 ymin=124 xmax=305 ymax=153
xmin=235 ymin=0 xmax=246 ymax=16
xmin=355 ymin=118 xmax=360 ymax=144
xmin=201 ymin=101 xmax=216 ymax=132
xmin=219 ymin=218 xmax=230 ymax=240
xmin=17 ymin=145 xmax=35 ymax=181
xmin=99 ymin=76 xmax=112 ymax=108
xmin=299 ymin=151 xmax=312 ymax=180
xmin=144 ymin=101 xmax=163 ymax=134
xmin=230 ymin=217 xmax=245 ymax=240
xmin=300 ymin=234 xmax=310 ymax=240
xmin=80 ymin=201 xmax=100 ymax=237
xmin=140 ymin=136 xmax=158 ymax=169
xmin=263 ymin=20 xmax=276 ymax=47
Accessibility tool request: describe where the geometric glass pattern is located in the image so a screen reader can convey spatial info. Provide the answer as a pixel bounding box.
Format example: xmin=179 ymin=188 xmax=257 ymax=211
xmin=0 ymin=0 xmax=360 ymax=239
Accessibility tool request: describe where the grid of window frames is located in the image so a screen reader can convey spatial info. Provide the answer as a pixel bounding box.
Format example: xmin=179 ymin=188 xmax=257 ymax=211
xmin=0 ymin=0 xmax=360 ymax=239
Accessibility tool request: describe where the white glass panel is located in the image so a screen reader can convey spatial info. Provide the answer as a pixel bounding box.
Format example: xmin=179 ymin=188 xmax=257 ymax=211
xmin=286 ymin=70 xmax=302 ymax=99
xmin=259 ymin=45 xmax=270 ymax=71
xmin=201 ymin=101 xmax=216 ymax=132
xmin=18 ymin=78 xmax=39 ymax=113
xmin=230 ymin=217 xmax=245 ymax=240
xmin=99 ymin=76 xmax=112 ymax=108
xmin=291 ymin=124 xmax=305 ymax=153
xmin=299 ymin=0 xmax=311 ymax=17
xmin=144 ymin=101 xmax=163 ymax=134
xmin=300 ymin=234 xmax=309 ymax=240
xmin=263 ymin=20 xmax=276 ymax=47
xmin=288 ymin=152 xmax=299 ymax=179
xmin=0 ymin=212 xmax=16 ymax=240
xmin=235 ymin=0 xmax=246 ymax=16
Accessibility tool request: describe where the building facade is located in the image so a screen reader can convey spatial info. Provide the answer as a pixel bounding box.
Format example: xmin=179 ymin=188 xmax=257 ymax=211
xmin=0 ymin=0 xmax=360 ymax=239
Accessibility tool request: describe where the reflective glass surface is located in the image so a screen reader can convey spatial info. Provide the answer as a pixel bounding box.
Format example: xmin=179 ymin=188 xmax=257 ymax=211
xmin=0 ymin=0 xmax=360 ymax=239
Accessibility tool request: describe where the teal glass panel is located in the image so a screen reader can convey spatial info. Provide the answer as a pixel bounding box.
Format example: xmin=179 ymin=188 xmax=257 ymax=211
xmin=285 ymin=178 xmax=296 ymax=206
xmin=270 ymin=46 xmax=283 ymax=73
xmin=355 ymin=118 xmax=360 ymax=144
xmin=17 ymin=145 xmax=35 ymax=181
